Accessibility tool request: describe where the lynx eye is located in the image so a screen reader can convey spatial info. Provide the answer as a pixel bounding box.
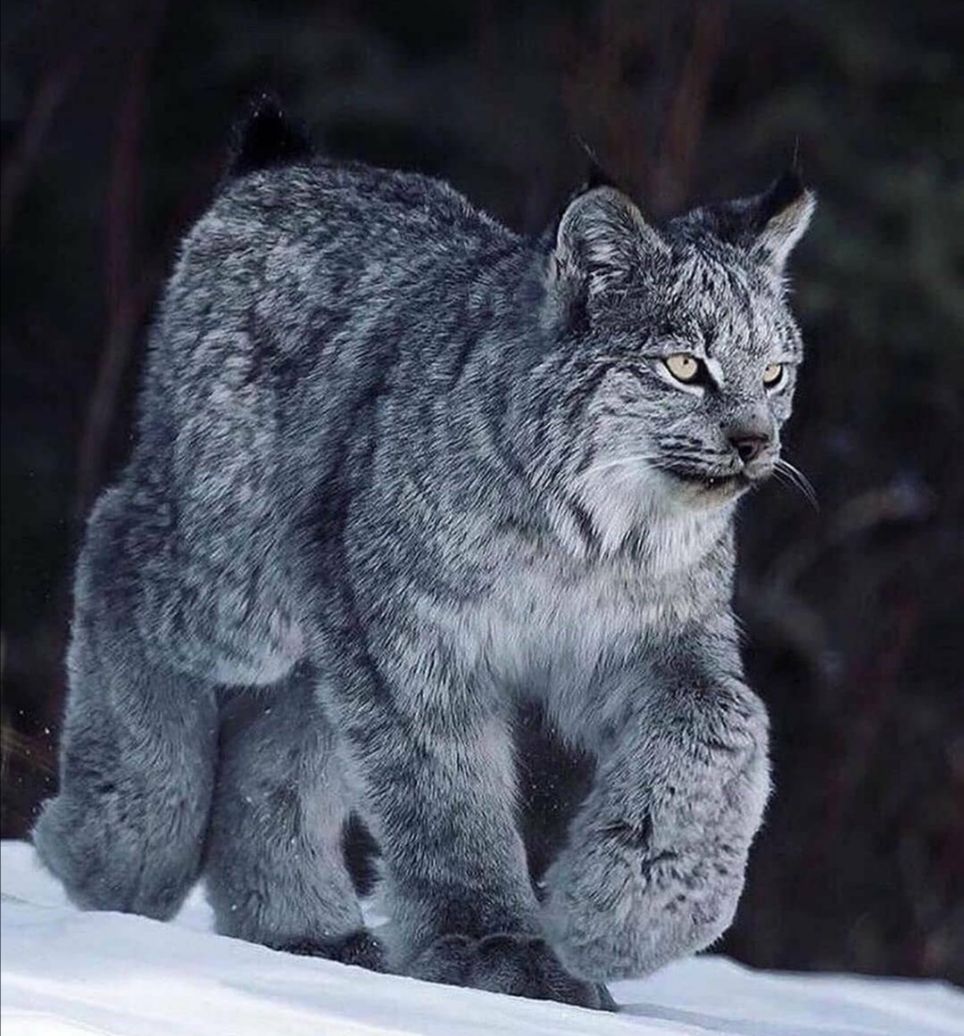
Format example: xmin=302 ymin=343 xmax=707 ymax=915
xmin=663 ymin=354 xmax=703 ymax=384
xmin=763 ymin=363 xmax=784 ymax=388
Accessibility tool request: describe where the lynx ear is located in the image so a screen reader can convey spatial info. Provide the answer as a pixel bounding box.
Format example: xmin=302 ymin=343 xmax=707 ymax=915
xmin=701 ymin=171 xmax=816 ymax=276
xmin=750 ymin=171 xmax=816 ymax=272
xmin=549 ymin=186 xmax=668 ymax=299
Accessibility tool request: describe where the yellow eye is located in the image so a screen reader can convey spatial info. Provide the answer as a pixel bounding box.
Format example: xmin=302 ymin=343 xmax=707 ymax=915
xmin=763 ymin=363 xmax=784 ymax=387
xmin=664 ymin=354 xmax=702 ymax=383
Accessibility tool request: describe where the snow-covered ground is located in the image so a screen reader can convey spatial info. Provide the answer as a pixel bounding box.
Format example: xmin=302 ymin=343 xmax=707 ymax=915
xmin=2 ymin=841 xmax=960 ymax=1036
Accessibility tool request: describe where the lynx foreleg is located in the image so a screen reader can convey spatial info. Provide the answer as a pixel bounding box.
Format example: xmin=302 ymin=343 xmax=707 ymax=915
xmin=311 ymin=607 xmax=611 ymax=1009
xmin=544 ymin=631 xmax=770 ymax=981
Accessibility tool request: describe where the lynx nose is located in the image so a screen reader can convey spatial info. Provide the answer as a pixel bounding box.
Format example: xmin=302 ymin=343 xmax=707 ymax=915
xmin=729 ymin=432 xmax=770 ymax=463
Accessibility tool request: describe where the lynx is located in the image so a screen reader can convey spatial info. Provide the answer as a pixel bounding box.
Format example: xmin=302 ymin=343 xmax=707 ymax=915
xmin=35 ymin=102 xmax=814 ymax=1010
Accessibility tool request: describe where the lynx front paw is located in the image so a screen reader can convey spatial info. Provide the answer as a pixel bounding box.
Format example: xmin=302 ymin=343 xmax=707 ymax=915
xmin=543 ymin=822 xmax=745 ymax=981
xmin=408 ymin=933 xmax=616 ymax=1011
xmin=279 ymin=929 xmax=387 ymax=971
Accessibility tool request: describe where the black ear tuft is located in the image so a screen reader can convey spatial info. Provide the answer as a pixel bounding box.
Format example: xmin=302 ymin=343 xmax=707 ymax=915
xmin=228 ymin=94 xmax=312 ymax=178
xmin=753 ymin=169 xmax=807 ymax=232
xmin=697 ymin=169 xmax=815 ymax=274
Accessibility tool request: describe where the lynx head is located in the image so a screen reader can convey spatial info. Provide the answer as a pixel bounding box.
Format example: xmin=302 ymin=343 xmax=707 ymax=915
xmin=534 ymin=171 xmax=815 ymax=550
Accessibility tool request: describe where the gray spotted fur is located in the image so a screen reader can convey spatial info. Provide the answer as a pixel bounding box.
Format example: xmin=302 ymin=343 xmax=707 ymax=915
xmin=34 ymin=140 xmax=814 ymax=1007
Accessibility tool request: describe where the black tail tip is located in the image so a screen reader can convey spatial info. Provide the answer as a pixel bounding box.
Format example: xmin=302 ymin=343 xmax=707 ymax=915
xmin=228 ymin=94 xmax=312 ymax=178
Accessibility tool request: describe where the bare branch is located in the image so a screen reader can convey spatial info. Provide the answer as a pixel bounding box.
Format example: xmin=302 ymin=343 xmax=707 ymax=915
xmin=651 ymin=0 xmax=728 ymax=213
xmin=74 ymin=1 xmax=167 ymax=521
xmin=0 ymin=57 xmax=81 ymax=250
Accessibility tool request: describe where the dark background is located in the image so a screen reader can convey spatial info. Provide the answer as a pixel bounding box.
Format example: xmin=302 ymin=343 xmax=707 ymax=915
xmin=2 ymin=0 xmax=962 ymax=983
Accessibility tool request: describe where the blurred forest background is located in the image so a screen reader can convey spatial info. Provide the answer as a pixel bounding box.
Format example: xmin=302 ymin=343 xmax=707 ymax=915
xmin=1 ymin=0 xmax=962 ymax=983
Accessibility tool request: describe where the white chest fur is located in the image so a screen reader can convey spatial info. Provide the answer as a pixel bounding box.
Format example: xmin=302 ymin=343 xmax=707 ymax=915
xmin=419 ymin=506 xmax=732 ymax=734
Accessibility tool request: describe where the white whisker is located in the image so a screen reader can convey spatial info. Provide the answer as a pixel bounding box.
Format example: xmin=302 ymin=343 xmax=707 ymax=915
xmin=774 ymin=458 xmax=819 ymax=510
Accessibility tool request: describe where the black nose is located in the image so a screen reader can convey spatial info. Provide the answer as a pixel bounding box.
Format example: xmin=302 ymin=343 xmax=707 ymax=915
xmin=729 ymin=433 xmax=770 ymax=463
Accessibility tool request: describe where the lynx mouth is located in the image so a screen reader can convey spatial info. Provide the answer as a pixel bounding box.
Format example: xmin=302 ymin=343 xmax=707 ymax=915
xmin=663 ymin=467 xmax=749 ymax=493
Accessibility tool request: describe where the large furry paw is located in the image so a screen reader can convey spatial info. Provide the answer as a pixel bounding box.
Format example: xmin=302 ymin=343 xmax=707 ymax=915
xmin=408 ymin=933 xmax=616 ymax=1011
xmin=279 ymin=929 xmax=387 ymax=972
xmin=32 ymin=794 xmax=197 ymax=920
xmin=543 ymin=821 xmax=744 ymax=982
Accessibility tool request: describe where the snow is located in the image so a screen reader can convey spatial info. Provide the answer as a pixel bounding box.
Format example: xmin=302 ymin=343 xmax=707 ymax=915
xmin=2 ymin=841 xmax=961 ymax=1036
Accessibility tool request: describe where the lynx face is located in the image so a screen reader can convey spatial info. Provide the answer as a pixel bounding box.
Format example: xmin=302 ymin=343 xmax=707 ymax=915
xmin=537 ymin=175 xmax=814 ymax=530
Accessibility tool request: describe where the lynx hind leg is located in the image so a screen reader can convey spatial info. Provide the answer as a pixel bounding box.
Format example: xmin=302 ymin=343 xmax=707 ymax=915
xmin=204 ymin=669 xmax=384 ymax=971
xmin=33 ymin=489 xmax=218 ymax=919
